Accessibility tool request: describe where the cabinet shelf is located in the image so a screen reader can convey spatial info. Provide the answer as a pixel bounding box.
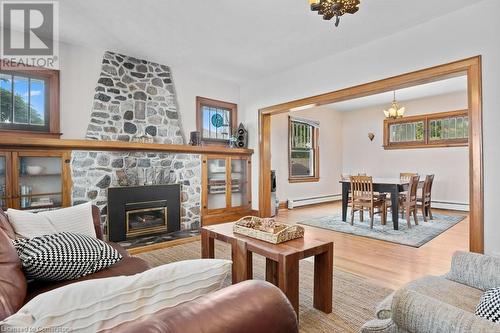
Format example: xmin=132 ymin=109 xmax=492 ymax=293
xmin=19 ymin=173 xmax=62 ymax=178
xmin=21 ymin=203 xmax=61 ymax=210
xmin=19 ymin=192 xmax=62 ymax=198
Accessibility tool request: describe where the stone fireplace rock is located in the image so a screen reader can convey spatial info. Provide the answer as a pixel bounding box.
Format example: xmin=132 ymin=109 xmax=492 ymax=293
xmin=71 ymin=51 xmax=201 ymax=233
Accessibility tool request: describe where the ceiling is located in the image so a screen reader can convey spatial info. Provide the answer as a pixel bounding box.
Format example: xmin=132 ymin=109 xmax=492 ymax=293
xmin=320 ymin=75 xmax=468 ymax=112
xmin=57 ymin=0 xmax=484 ymax=83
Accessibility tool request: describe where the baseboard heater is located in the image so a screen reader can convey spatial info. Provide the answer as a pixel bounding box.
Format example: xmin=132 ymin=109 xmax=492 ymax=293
xmin=287 ymin=194 xmax=341 ymax=209
xmin=286 ymin=196 xmax=469 ymax=212
xmin=431 ymin=200 xmax=469 ymax=212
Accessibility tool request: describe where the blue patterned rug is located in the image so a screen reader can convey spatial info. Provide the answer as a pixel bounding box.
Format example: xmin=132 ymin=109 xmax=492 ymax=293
xmin=298 ymin=212 xmax=466 ymax=247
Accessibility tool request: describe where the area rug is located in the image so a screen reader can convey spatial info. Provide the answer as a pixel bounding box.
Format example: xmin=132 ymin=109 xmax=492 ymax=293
xmin=298 ymin=212 xmax=466 ymax=247
xmin=136 ymin=240 xmax=393 ymax=333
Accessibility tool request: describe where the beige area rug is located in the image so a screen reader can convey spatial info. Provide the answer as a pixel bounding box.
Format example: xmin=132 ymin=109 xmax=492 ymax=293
xmin=135 ymin=240 xmax=393 ymax=333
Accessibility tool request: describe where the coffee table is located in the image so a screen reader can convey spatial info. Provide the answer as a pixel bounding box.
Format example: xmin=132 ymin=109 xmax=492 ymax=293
xmin=201 ymin=222 xmax=333 ymax=315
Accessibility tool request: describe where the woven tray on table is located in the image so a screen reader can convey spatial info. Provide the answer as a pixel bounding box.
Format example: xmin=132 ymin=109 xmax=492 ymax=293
xmin=233 ymin=216 xmax=304 ymax=244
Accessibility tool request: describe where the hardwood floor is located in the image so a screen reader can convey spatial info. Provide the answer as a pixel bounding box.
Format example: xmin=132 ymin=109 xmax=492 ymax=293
xmin=273 ymin=201 xmax=469 ymax=290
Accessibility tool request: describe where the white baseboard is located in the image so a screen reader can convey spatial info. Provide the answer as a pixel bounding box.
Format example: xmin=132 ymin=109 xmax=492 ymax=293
xmin=287 ymin=194 xmax=341 ymax=209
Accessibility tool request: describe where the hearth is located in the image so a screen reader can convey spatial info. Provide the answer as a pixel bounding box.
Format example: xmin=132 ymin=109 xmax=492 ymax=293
xmin=107 ymin=184 xmax=180 ymax=242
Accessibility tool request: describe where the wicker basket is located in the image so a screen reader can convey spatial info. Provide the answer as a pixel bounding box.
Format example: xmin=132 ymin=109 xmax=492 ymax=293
xmin=233 ymin=216 xmax=304 ymax=244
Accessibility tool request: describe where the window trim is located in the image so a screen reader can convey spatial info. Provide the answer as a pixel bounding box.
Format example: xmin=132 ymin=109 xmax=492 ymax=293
xmin=0 ymin=61 xmax=60 ymax=138
xmin=288 ymin=116 xmax=320 ymax=183
xmin=383 ymin=109 xmax=469 ymax=150
xmin=196 ymin=96 xmax=237 ymax=146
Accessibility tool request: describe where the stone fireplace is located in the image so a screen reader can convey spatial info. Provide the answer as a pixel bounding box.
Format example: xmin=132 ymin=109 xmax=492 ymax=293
xmin=71 ymin=51 xmax=201 ymax=234
xmin=107 ymin=184 xmax=181 ymax=242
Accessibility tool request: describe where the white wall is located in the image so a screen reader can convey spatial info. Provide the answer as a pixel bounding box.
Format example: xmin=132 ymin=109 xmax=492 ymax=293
xmin=59 ymin=42 xmax=103 ymax=139
xmin=270 ymin=107 xmax=343 ymax=203
xmin=58 ymin=43 xmax=240 ymax=140
xmin=240 ymin=0 xmax=500 ymax=254
xmin=341 ymin=91 xmax=469 ymax=207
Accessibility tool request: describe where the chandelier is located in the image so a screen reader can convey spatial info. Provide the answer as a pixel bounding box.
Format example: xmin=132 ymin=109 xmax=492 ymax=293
xmin=383 ymin=91 xmax=406 ymax=119
xmin=309 ymin=0 xmax=360 ymax=27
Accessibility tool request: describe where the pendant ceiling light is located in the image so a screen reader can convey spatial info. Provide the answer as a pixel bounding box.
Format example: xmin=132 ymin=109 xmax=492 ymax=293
xmin=309 ymin=0 xmax=360 ymax=27
xmin=383 ymin=91 xmax=406 ymax=119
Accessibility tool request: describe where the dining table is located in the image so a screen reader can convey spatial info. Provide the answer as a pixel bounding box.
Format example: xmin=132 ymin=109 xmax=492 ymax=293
xmin=339 ymin=178 xmax=424 ymax=230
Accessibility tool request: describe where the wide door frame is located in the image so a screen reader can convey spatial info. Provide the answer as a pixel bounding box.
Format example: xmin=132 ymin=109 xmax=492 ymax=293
xmin=258 ymin=56 xmax=483 ymax=253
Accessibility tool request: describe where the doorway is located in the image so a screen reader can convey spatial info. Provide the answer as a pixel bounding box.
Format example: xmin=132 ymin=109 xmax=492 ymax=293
xmin=258 ymin=56 xmax=483 ymax=253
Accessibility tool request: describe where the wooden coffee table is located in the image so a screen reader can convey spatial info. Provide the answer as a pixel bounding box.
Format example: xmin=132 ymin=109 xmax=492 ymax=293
xmin=201 ymin=222 xmax=333 ymax=315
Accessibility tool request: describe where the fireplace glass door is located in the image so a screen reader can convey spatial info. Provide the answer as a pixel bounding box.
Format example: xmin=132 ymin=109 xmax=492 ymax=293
xmin=126 ymin=206 xmax=167 ymax=238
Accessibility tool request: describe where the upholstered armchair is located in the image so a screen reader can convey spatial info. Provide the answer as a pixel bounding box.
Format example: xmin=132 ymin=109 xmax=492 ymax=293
xmin=361 ymin=251 xmax=500 ymax=333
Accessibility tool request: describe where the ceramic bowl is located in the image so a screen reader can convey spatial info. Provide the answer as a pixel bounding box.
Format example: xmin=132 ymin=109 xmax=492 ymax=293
xmin=26 ymin=165 xmax=44 ymax=175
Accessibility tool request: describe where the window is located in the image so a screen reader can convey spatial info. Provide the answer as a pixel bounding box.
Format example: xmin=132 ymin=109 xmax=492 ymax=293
xmin=196 ymin=96 xmax=237 ymax=145
xmin=389 ymin=121 xmax=424 ymax=143
xmin=0 ymin=64 xmax=59 ymax=137
xmin=288 ymin=116 xmax=319 ymax=182
xmin=429 ymin=115 xmax=468 ymax=141
xmin=384 ymin=110 xmax=468 ymax=149
xmin=1 ymin=73 xmax=47 ymax=129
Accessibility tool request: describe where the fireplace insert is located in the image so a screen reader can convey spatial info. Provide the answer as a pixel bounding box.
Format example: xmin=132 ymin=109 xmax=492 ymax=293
xmin=107 ymin=184 xmax=181 ymax=242
xmin=125 ymin=200 xmax=168 ymax=238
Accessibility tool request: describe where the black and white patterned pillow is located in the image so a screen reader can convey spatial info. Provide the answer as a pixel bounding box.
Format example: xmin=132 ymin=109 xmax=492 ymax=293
xmin=13 ymin=232 xmax=122 ymax=281
xmin=475 ymin=287 xmax=500 ymax=323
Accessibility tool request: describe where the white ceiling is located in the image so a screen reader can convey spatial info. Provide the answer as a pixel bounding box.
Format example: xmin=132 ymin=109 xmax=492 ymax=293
xmin=322 ymin=75 xmax=468 ymax=112
xmin=57 ymin=0 xmax=484 ymax=83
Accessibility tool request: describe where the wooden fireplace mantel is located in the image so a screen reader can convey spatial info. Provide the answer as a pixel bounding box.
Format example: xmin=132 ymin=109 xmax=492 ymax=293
xmin=0 ymin=137 xmax=253 ymax=155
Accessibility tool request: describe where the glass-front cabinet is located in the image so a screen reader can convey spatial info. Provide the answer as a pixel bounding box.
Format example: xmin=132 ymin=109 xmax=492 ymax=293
xmin=0 ymin=150 xmax=71 ymax=211
xmin=202 ymin=154 xmax=252 ymax=225
xmin=0 ymin=152 xmax=10 ymax=210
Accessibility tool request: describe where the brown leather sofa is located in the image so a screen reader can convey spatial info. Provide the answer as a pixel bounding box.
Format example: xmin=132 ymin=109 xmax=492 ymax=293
xmin=0 ymin=207 xmax=298 ymax=333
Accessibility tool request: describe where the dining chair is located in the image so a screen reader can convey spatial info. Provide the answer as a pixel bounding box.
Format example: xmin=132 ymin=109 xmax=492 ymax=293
xmin=400 ymin=172 xmax=417 ymax=182
xmin=417 ymin=174 xmax=435 ymax=222
xmin=340 ymin=174 xmax=351 ymax=181
xmin=399 ymin=175 xmax=420 ymax=228
xmin=398 ymin=172 xmax=418 ymax=203
xmin=349 ymin=176 xmax=387 ymax=229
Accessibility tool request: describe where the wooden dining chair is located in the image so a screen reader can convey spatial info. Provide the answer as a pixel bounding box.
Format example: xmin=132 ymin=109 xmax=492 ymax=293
xmin=398 ymin=172 xmax=418 ymax=203
xmin=340 ymin=174 xmax=351 ymax=181
xmin=349 ymin=176 xmax=387 ymax=229
xmin=400 ymin=172 xmax=417 ymax=182
xmin=417 ymin=174 xmax=435 ymax=222
xmin=399 ymin=175 xmax=420 ymax=228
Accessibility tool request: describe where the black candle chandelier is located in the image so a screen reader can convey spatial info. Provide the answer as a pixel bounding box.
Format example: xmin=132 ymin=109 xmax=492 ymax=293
xmin=309 ymin=0 xmax=361 ymax=27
